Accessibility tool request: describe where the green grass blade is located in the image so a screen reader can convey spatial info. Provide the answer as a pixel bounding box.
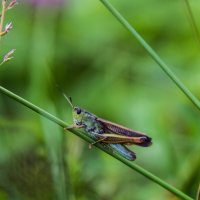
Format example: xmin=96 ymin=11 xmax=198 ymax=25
xmin=184 ymin=0 xmax=200 ymax=49
xmin=99 ymin=0 xmax=200 ymax=111
xmin=0 ymin=85 xmax=194 ymax=200
xmin=196 ymin=184 xmax=200 ymax=200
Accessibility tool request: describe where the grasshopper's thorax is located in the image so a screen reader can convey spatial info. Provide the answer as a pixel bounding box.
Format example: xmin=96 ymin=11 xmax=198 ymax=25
xmin=73 ymin=107 xmax=104 ymax=134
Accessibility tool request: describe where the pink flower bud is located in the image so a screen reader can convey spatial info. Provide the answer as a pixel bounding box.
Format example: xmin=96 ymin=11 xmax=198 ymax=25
xmin=7 ymin=0 xmax=18 ymax=10
xmin=5 ymin=22 xmax=13 ymax=33
xmin=1 ymin=49 xmax=16 ymax=65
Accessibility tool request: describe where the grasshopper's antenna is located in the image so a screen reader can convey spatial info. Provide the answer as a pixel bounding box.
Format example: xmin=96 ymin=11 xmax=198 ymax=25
xmin=56 ymin=84 xmax=74 ymax=109
xmin=63 ymin=93 xmax=74 ymax=109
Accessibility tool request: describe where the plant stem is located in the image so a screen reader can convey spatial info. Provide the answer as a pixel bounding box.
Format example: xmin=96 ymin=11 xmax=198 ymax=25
xmin=196 ymin=184 xmax=200 ymax=200
xmin=0 ymin=0 xmax=6 ymax=40
xmin=184 ymin=0 xmax=200 ymax=49
xmin=99 ymin=0 xmax=200 ymax=111
xmin=0 ymin=85 xmax=194 ymax=200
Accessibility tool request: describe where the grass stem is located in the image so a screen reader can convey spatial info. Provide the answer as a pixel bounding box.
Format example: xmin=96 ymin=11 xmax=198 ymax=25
xmin=0 ymin=85 xmax=194 ymax=200
xmin=0 ymin=0 xmax=6 ymax=40
xmin=99 ymin=0 xmax=200 ymax=111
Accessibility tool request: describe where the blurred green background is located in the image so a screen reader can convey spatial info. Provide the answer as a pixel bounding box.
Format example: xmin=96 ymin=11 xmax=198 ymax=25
xmin=0 ymin=0 xmax=200 ymax=199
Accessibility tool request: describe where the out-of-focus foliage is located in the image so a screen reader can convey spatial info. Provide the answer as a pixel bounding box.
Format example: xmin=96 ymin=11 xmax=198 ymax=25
xmin=0 ymin=0 xmax=199 ymax=199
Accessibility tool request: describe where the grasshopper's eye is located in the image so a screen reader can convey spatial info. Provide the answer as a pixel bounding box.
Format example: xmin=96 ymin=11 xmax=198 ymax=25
xmin=76 ymin=108 xmax=82 ymax=115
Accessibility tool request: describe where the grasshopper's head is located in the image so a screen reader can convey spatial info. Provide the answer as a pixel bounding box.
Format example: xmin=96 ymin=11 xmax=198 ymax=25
xmin=62 ymin=93 xmax=86 ymax=126
xmin=72 ymin=107 xmax=86 ymax=126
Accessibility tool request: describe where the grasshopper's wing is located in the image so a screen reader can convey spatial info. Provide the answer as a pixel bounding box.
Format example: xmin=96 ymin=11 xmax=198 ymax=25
xmin=97 ymin=118 xmax=152 ymax=147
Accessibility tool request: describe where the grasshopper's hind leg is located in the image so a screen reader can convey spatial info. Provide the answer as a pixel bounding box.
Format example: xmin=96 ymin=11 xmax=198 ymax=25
xmin=88 ymin=136 xmax=108 ymax=149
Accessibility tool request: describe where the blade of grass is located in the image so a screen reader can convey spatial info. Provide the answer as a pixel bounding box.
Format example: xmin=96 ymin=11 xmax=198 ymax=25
xmin=27 ymin=5 xmax=69 ymax=199
xmin=99 ymin=0 xmax=200 ymax=111
xmin=0 ymin=0 xmax=6 ymax=41
xmin=41 ymin=115 xmax=68 ymax=200
xmin=184 ymin=0 xmax=200 ymax=49
xmin=0 ymin=85 xmax=194 ymax=200
xmin=196 ymin=184 xmax=200 ymax=200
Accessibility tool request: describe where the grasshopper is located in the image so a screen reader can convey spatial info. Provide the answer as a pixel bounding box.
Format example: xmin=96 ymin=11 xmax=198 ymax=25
xmin=64 ymin=94 xmax=152 ymax=161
